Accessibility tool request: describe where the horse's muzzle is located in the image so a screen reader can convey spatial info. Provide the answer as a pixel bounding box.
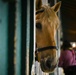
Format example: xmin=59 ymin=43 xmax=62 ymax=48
xmin=40 ymin=57 xmax=57 ymax=73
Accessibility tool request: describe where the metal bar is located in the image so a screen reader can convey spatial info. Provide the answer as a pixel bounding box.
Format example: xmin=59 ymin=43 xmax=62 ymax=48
xmin=29 ymin=0 xmax=34 ymax=75
xmin=15 ymin=0 xmax=21 ymax=75
xmin=26 ymin=0 xmax=30 ymax=75
xmin=7 ymin=1 xmax=16 ymax=75
xmin=54 ymin=0 xmax=61 ymax=75
xmin=21 ymin=0 xmax=27 ymax=75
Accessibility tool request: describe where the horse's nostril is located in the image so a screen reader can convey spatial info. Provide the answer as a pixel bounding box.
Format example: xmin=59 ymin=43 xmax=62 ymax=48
xmin=46 ymin=59 xmax=52 ymax=69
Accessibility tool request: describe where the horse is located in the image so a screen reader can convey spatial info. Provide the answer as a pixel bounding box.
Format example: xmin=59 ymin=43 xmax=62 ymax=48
xmin=35 ymin=0 xmax=61 ymax=73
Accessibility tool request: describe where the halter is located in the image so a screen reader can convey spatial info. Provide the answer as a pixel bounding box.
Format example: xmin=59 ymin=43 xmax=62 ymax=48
xmin=35 ymin=45 xmax=58 ymax=61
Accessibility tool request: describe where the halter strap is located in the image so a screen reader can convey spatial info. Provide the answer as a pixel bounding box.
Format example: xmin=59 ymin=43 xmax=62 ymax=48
xmin=35 ymin=46 xmax=58 ymax=61
xmin=36 ymin=46 xmax=58 ymax=52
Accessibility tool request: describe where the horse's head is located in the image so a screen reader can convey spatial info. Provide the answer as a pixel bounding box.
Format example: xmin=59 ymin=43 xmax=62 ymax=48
xmin=36 ymin=0 xmax=61 ymax=73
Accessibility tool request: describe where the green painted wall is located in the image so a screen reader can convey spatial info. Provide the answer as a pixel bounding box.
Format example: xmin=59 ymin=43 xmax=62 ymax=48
xmin=0 ymin=0 xmax=22 ymax=75
xmin=0 ymin=0 xmax=8 ymax=75
xmin=16 ymin=0 xmax=21 ymax=75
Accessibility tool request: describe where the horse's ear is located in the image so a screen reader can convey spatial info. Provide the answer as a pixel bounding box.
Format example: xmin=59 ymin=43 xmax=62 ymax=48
xmin=36 ymin=0 xmax=42 ymax=10
xmin=52 ymin=1 xmax=61 ymax=13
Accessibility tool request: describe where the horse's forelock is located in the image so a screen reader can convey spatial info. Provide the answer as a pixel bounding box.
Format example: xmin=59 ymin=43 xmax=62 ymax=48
xmin=40 ymin=5 xmax=60 ymax=26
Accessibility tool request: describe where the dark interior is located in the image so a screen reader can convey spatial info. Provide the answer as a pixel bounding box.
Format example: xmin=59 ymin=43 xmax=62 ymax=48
xmin=60 ymin=0 xmax=76 ymax=42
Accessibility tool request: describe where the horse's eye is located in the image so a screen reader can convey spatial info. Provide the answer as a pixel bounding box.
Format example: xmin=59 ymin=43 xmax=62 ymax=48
xmin=36 ymin=22 xmax=42 ymax=30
